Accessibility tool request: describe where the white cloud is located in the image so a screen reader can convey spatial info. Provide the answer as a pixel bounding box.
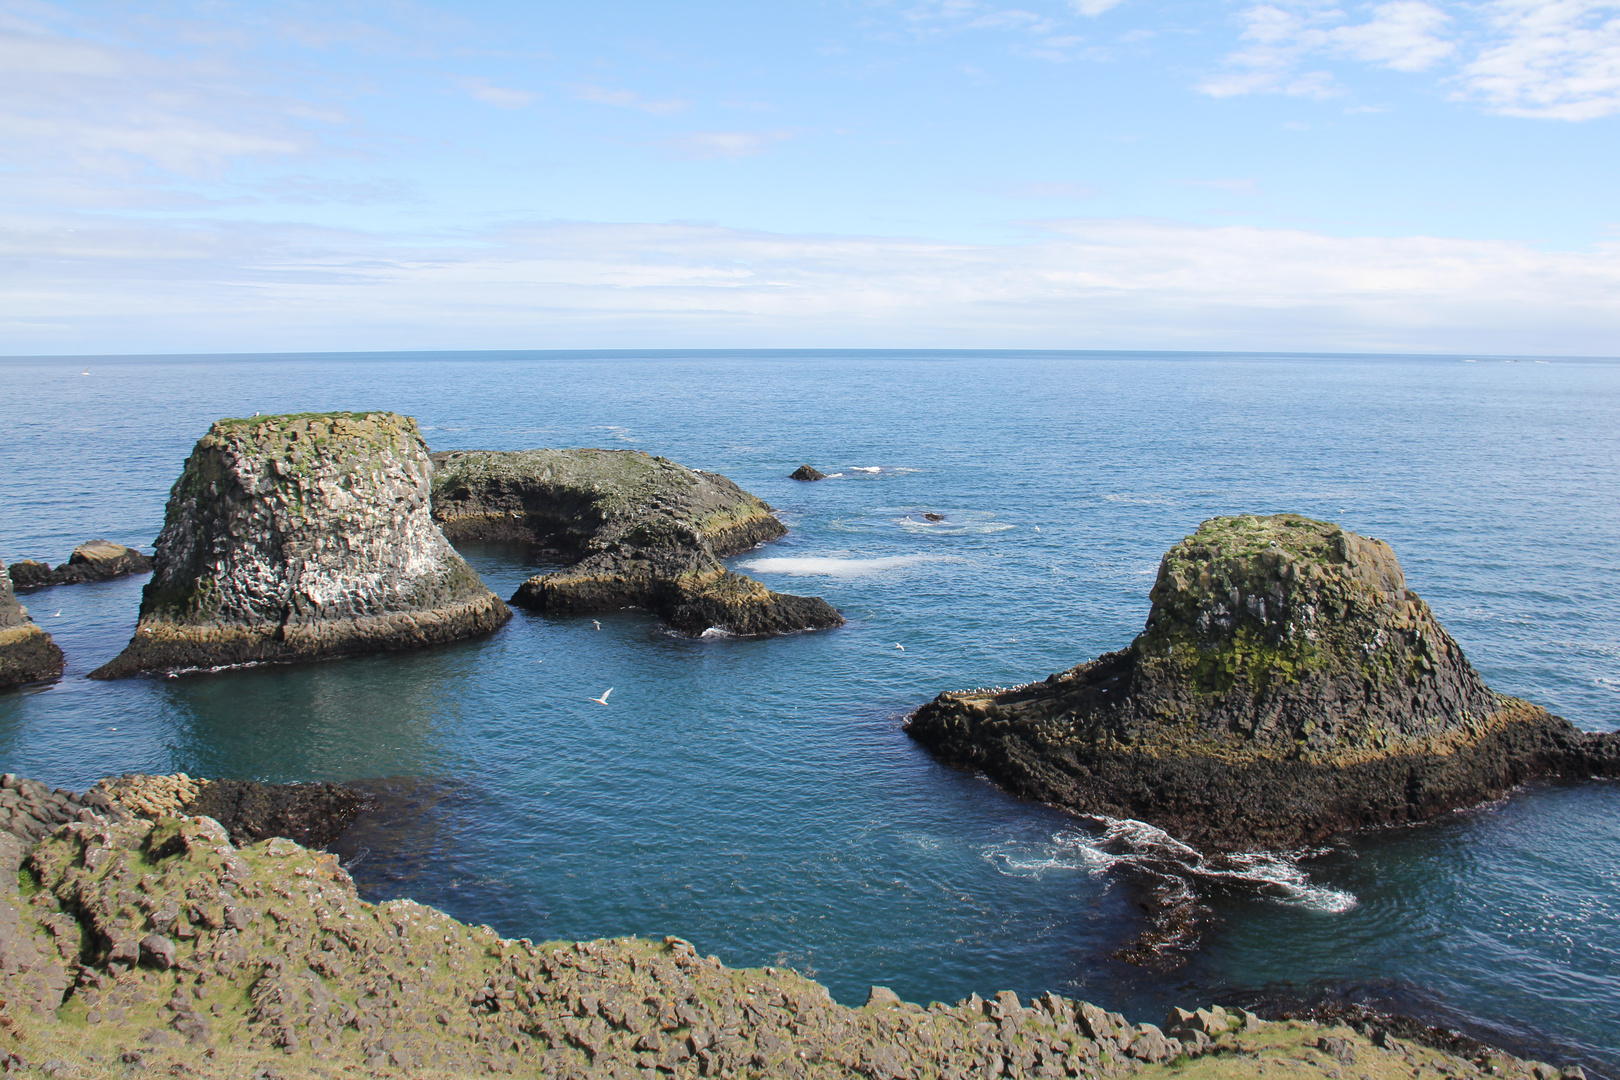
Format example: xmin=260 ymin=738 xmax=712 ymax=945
xmin=660 ymin=130 xmax=794 ymax=159
xmin=1333 ymin=1 xmax=1455 ymax=71
xmin=2 ymin=212 xmax=1616 ymax=356
xmin=0 ymin=23 xmax=313 ymax=175
xmin=460 ymin=77 xmax=536 ymax=109
xmin=1071 ymin=0 xmax=1126 ymax=14
xmin=570 ymin=84 xmax=690 ymax=115
xmin=1203 ymin=1 xmax=1620 ymax=119
xmin=1457 ymin=0 xmax=1620 ymax=119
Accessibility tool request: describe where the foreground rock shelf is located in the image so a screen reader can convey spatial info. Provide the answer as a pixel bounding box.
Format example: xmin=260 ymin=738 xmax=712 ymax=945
xmin=907 ymin=514 xmax=1620 ymax=850
xmin=0 ymin=774 xmax=1576 ymax=1080
xmin=92 ymin=412 xmax=511 ymax=679
xmin=431 ymin=448 xmax=843 ymax=636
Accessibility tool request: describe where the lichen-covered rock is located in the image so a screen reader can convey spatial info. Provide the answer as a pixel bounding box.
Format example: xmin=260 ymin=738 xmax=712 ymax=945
xmin=907 ymin=514 xmax=1620 ymax=849
xmin=90 ymin=412 xmax=511 ymax=678
xmin=7 ymin=540 xmax=153 ymax=589
xmin=0 ymin=783 xmax=1573 ymax=1079
xmin=0 ymin=570 xmax=63 ymax=688
xmin=431 ymin=448 xmax=843 ymax=636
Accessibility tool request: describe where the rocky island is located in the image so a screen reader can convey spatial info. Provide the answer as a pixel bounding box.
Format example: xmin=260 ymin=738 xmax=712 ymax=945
xmin=0 ymin=772 xmax=1575 ymax=1080
xmin=90 ymin=412 xmax=511 ymax=679
xmin=8 ymin=541 xmax=153 ymax=589
xmin=907 ymin=514 xmax=1620 ymax=850
xmin=0 ymin=570 xmax=63 ymax=688
xmin=431 ymin=448 xmax=842 ymax=636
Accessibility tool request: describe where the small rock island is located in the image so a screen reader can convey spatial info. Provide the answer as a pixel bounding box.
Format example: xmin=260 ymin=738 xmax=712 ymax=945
xmin=0 ymin=571 xmax=63 ymax=688
xmin=431 ymin=449 xmax=843 ymax=636
xmin=91 ymin=412 xmax=511 ymax=679
xmin=907 ymin=514 xmax=1619 ymax=849
xmin=8 ymin=540 xmax=152 ymax=589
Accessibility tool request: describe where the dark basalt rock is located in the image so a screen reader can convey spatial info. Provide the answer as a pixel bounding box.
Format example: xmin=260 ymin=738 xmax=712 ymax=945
xmin=0 ymin=570 xmax=63 ymax=688
xmin=789 ymin=464 xmax=826 ymax=481
xmin=181 ymin=779 xmax=363 ymax=849
xmin=907 ymin=514 xmax=1620 ymax=850
xmin=8 ymin=541 xmax=153 ymax=589
xmin=91 ymin=412 xmax=511 ymax=679
xmin=432 ymin=448 xmax=842 ymax=637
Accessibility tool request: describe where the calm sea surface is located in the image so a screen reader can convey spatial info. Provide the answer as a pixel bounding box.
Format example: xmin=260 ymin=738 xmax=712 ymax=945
xmin=2 ymin=351 xmax=1616 ymax=1073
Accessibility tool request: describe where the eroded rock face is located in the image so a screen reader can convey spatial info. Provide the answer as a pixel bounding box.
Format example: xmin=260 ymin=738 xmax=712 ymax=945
xmin=0 ymin=806 xmax=1564 ymax=1079
xmin=91 ymin=412 xmax=511 ymax=678
xmin=907 ymin=514 xmax=1620 ymax=849
xmin=8 ymin=540 xmax=153 ymax=589
xmin=431 ymin=448 xmax=843 ymax=636
xmin=0 ymin=571 xmax=63 ymax=688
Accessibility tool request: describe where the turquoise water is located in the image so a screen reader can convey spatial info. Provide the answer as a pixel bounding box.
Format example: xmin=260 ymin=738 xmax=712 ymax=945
xmin=2 ymin=351 xmax=1616 ymax=1074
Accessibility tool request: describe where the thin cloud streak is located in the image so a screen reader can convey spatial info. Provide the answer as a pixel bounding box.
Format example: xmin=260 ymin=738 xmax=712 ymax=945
xmin=1 ymin=214 xmax=1616 ymax=355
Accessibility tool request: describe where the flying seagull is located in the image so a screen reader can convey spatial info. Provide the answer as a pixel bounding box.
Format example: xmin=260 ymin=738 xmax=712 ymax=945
xmin=592 ymin=619 xmax=601 ymax=630
xmin=894 ymin=643 xmax=905 ymax=651
xmin=589 ymin=688 xmax=613 ymax=706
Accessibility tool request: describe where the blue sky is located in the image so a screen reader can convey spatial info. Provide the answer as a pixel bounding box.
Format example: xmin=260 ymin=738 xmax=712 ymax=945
xmin=3 ymin=0 xmax=1618 ymax=354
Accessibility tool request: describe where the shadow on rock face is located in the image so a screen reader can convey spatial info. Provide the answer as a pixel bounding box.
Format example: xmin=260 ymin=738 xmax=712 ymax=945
xmin=182 ymin=780 xmax=363 ymax=849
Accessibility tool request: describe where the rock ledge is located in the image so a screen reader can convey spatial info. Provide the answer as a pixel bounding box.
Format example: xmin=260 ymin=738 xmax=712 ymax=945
xmin=432 ymin=448 xmax=843 ymax=636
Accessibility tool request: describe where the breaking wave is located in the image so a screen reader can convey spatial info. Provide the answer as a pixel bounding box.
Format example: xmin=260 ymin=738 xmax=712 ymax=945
xmin=981 ymin=816 xmax=1356 ymax=915
xmin=738 ymin=554 xmax=957 ymax=579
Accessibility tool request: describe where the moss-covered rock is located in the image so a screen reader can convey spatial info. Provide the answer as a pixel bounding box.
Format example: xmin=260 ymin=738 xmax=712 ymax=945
xmin=907 ymin=515 xmax=1620 ymax=849
xmin=91 ymin=412 xmax=510 ymax=678
xmin=432 ymin=448 xmax=843 ymax=636
xmin=0 ymin=568 xmax=63 ymax=688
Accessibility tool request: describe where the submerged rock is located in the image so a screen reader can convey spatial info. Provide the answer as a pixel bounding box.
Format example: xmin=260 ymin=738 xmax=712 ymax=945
xmin=7 ymin=540 xmax=152 ymax=589
xmin=907 ymin=514 xmax=1620 ymax=849
xmin=432 ymin=448 xmax=843 ymax=636
xmin=790 ymin=463 xmax=826 ymax=481
xmin=0 ymin=570 xmax=63 ymax=688
xmin=90 ymin=412 xmax=511 ymax=679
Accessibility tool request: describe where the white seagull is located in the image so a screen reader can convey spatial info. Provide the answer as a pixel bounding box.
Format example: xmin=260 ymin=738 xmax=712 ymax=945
xmin=894 ymin=643 xmax=905 ymax=651
xmin=589 ymin=688 xmax=613 ymax=706
xmin=592 ymin=619 xmax=601 ymax=630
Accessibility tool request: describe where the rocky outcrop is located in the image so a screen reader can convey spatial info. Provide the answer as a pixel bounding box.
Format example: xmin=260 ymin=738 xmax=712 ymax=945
xmin=907 ymin=514 xmax=1620 ymax=850
xmin=790 ymin=464 xmax=826 ymax=481
xmin=0 ymin=804 xmax=1565 ymax=1080
xmin=7 ymin=540 xmax=153 ymax=589
xmin=431 ymin=448 xmax=843 ymax=636
xmin=90 ymin=412 xmax=511 ymax=679
xmin=0 ymin=571 xmax=63 ymax=688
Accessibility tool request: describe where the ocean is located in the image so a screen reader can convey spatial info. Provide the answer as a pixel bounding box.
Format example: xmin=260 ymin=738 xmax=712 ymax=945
xmin=2 ymin=350 xmax=1616 ymax=1074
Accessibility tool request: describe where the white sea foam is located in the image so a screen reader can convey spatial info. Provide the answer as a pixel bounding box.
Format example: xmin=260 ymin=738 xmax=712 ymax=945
xmin=980 ymin=816 xmax=1357 ymax=913
xmin=849 ymin=466 xmax=882 ymax=473
xmin=738 ymin=554 xmax=955 ymax=579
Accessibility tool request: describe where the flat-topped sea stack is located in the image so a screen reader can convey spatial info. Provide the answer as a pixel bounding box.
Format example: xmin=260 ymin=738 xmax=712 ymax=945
xmin=8 ymin=540 xmax=152 ymax=589
xmin=90 ymin=412 xmax=510 ymax=679
xmin=907 ymin=514 xmax=1619 ymax=849
xmin=431 ymin=448 xmax=843 ymax=636
xmin=0 ymin=569 xmax=64 ymax=688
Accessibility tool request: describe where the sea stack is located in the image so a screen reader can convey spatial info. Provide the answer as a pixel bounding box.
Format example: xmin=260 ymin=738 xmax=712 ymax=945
xmin=91 ymin=412 xmax=510 ymax=679
xmin=0 ymin=569 xmax=64 ymax=688
xmin=431 ymin=449 xmax=843 ymax=636
xmin=907 ymin=514 xmax=1618 ymax=849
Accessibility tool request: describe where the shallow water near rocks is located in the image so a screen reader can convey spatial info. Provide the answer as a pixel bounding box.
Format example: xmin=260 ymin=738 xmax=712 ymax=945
xmin=2 ymin=350 xmax=1617 ymax=1074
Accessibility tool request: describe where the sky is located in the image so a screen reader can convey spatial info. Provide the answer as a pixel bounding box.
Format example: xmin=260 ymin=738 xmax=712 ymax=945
xmin=2 ymin=0 xmax=1618 ymax=355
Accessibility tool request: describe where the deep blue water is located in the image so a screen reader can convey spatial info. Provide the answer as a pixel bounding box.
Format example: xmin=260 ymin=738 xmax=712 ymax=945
xmin=2 ymin=351 xmax=1616 ymax=1074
